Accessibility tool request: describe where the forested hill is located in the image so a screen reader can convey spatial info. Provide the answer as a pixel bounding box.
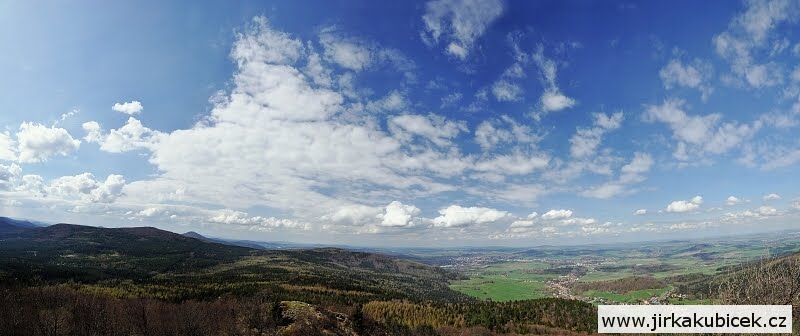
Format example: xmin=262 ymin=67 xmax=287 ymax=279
xmin=0 ymin=221 xmax=467 ymax=303
xmin=0 ymin=220 xmax=600 ymax=335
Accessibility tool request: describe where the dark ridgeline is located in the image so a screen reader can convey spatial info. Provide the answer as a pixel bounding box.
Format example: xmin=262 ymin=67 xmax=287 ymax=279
xmin=0 ymin=218 xmax=598 ymax=335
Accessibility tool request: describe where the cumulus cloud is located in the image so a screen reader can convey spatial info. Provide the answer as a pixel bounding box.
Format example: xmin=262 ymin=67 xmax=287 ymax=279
xmin=16 ymin=122 xmax=81 ymax=163
xmin=580 ymin=183 xmax=626 ymax=199
xmin=505 ymin=208 xmax=598 ymax=237
xmin=209 ymin=209 xmax=307 ymax=230
xmin=713 ymin=0 xmax=799 ymax=88
xmin=634 ymin=209 xmax=647 ymax=215
xmin=531 ymin=46 xmax=576 ymax=118
xmin=319 ymin=28 xmax=373 ymax=71
xmin=47 ymin=172 xmax=126 ymax=203
xmin=542 ymin=209 xmax=572 ymax=220
xmin=570 ymin=112 xmax=623 ymax=158
xmin=540 ymin=90 xmax=576 ymax=112
xmin=491 ymin=80 xmax=522 ymax=101
xmin=726 ymin=196 xmax=742 ymax=205
xmin=643 ymin=99 xmax=760 ymax=161
xmin=112 ymin=101 xmax=143 ymax=114
xmin=432 ymin=205 xmax=508 ymax=227
xmin=757 ymin=205 xmax=778 ymax=216
xmin=317 ymin=27 xmax=416 ymax=81
xmin=666 ymin=196 xmax=703 ymax=213
xmin=379 ymin=201 xmax=421 ymax=227
xmin=0 ymin=163 xmax=22 ymax=190
xmin=389 ymin=114 xmax=467 ymax=147
xmin=102 ymin=17 xmax=574 ymax=226
xmin=474 ymin=115 xmax=539 ymax=151
xmin=321 ymin=204 xmax=382 ymax=226
xmin=88 ymin=117 xmax=164 ymax=153
xmin=763 ymin=193 xmax=781 ymax=201
xmin=620 ymin=152 xmax=653 ymax=183
xmin=319 ymin=201 xmax=422 ymax=229
xmin=0 ymin=132 xmax=16 ymax=161
xmin=421 ymin=0 xmax=505 ymax=59
xmin=81 ymin=121 xmax=103 ymax=143
xmin=659 ymin=58 xmax=714 ymax=100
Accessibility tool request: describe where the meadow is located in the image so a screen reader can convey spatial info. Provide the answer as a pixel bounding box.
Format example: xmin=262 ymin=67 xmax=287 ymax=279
xmin=441 ymin=231 xmax=800 ymax=303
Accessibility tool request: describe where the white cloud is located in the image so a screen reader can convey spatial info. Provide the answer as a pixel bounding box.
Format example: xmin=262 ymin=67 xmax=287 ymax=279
xmin=81 ymin=121 xmax=103 ymax=143
xmin=421 ymin=0 xmax=505 ymax=59
xmin=112 ymin=101 xmax=143 ymax=115
xmin=634 ymin=209 xmax=647 ymax=215
xmin=98 ymin=117 xmax=164 ymax=153
xmin=643 ymin=99 xmax=760 ymax=160
xmin=209 ymin=209 xmax=306 ymax=230
xmin=580 ymin=183 xmax=625 ymax=199
xmin=659 ymin=58 xmax=714 ymax=100
xmin=570 ymin=112 xmax=623 ymax=158
xmin=666 ymin=196 xmax=703 ymax=213
xmin=16 ymin=122 xmax=81 ymax=163
xmin=713 ymin=0 xmax=799 ymax=88
xmin=542 ymin=209 xmax=572 ymax=220
xmin=433 ymin=205 xmax=508 ymax=227
xmin=763 ymin=193 xmax=781 ymax=201
xmin=367 ymin=90 xmax=408 ymax=112
xmin=726 ymin=196 xmax=741 ymax=205
xmin=0 ymin=163 xmax=22 ymax=190
xmin=473 ymin=151 xmax=550 ymax=176
xmin=379 ymin=201 xmax=421 ymax=227
xmin=47 ymin=172 xmax=126 ymax=203
xmin=0 ymin=132 xmax=16 ymax=161
xmin=138 ymin=207 xmax=167 ymax=217
xmin=321 ymin=204 xmax=382 ymax=226
xmin=531 ymin=46 xmax=576 ymax=118
xmin=389 ymin=114 xmax=467 ymax=147
xmin=757 ymin=205 xmax=778 ymax=216
xmin=579 ymin=151 xmax=653 ymax=199
xmin=540 ymin=90 xmax=576 ymax=112
xmin=491 ymin=79 xmax=522 ymax=101
xmin=620 ymin=152 xmax=653 ymax=182
xmin=440 ymin=92 xmax=463 ymax=108
xmin=474 ymin=116 xmax=539 ymax=151
xmin=505 ymin=208 xmax=598 ymax=237
xmin=319 ymin=28 xmax=373 ymax=71
xmin=90 ymin=175 xmax=126 ymax=203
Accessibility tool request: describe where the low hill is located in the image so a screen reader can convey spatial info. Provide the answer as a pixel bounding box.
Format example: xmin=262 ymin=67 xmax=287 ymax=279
xmin=0 ymin=216 xmax=39 ymax=236
xmin=182 ymin=231 xmax=211 ymax=241
xmin=0 ymin=216 xmax=40 ymax=228
xmin=0 ymin=222 xmax=468 ymax=303
xmin=297 ymin=247 xmax=464 ymax=281
xmin=672 ymin=252 xmax=800 ymax=305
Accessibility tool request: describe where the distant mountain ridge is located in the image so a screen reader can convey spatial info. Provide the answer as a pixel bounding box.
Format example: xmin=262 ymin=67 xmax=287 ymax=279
xmin=0 ymin=216 xmax=41 ymax=235
xmin=0 ymin=219 xmax=466 ymax=303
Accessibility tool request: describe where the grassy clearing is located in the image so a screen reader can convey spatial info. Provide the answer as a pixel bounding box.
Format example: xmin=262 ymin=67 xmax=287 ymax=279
xmin=450 ymin=277 xmax=548 ymax=301
xmin=450 ymin=261 xmax=558 ymax=301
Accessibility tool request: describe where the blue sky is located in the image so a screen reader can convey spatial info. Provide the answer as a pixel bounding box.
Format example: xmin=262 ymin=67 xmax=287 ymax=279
xmin=1 ymin=0 xmax=799 ymax=246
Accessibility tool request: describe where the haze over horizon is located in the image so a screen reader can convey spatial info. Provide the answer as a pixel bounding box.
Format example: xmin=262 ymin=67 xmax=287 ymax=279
xmin=1 ymin=0 xmax=800 ymax=247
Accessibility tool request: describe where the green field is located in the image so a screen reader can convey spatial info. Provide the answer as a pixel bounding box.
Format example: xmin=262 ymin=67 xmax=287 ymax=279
xmin=449 ymin=261 xmax=558 ymax=301
xmin=583 ymin=287 xmax=671 ymax=303
xmin=440 ymin=232 xmax=800 ymax=303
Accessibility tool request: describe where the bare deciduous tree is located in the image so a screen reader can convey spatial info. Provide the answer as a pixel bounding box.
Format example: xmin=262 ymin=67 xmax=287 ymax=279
xmin=718 ymin=256 xmax=800 ymax=305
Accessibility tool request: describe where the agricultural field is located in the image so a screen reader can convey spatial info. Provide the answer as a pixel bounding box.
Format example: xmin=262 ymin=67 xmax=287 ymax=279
xmin=448 ymin=261 xmax=558 ymax=301
xmin=424 ymin=230 xmax=800 ymax=303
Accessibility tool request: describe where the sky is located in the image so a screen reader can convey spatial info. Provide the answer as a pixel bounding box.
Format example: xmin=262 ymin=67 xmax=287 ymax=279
xmin=1 ymin=0 xmax=799 ymax=247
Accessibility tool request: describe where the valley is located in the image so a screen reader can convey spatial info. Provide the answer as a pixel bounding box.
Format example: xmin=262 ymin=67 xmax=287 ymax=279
xmin=397 ymin=231 xmax=800 ymax=304
xmin=2 ymin=216 xmax=800 ymax=335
